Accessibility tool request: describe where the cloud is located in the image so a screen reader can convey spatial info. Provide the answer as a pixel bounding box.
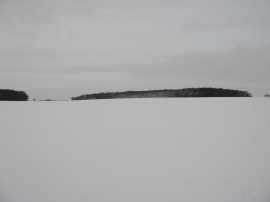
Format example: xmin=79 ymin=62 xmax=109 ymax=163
xmin=131 ymin=45 xmax=270 ymax=84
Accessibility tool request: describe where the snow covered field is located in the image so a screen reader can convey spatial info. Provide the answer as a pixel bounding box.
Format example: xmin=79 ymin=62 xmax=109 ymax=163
xmin=0 ymin=98 xmax=270 ymax=202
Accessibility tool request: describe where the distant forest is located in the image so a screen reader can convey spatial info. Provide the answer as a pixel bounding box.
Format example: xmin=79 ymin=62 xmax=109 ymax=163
xmin=0 ymin=87 xmax=253 ymax=101
xmin=0 ymin=89 xmax=29 ymax=101
xmin=72 ymin=87 xmax=252 ymax=100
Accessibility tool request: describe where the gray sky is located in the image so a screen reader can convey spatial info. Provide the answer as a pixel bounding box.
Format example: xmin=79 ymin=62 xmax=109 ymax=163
xmin=0 ymin=0 xmax=269 ymax=99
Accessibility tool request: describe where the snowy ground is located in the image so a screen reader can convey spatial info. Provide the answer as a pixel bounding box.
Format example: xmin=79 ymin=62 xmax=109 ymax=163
xmin=0 ymin=98 xmax=270 ymax=202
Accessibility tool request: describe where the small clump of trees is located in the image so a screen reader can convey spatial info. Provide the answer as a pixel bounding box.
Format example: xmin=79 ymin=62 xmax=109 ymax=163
xmin=71 ymin=87 xmax=252 ymax=100
xmin=0 ymin=89 xmax=29 ymax=101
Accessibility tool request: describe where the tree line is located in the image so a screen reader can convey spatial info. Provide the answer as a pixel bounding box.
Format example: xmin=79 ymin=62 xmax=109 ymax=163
xmin=0 ymin=87 xmax=254 ymax=101
xmin=72 ymin=87 xmax=252 ymax=100
xmin=0 ymin=89 xmax=29 ymax=101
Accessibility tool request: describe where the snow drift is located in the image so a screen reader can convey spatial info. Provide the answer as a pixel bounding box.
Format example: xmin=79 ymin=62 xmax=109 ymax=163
xmin=0 ymin=98 xmax=269 ymax=202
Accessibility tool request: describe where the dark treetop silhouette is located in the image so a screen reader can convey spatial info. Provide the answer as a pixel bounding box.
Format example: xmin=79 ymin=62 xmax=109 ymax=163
xmin=0 ymin=89 xmax=29 ymax=101
xmin=72 ymin=87 xmax=252 ymax=100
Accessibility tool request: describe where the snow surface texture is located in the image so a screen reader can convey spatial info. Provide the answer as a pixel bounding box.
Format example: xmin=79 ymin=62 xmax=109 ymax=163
xmin=0 ymin=98 xmax=270 ymax=202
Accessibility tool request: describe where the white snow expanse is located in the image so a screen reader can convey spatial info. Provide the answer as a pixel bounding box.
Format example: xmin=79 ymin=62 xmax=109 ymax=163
xmin=0 ymin=98 xmax=270 ymax=202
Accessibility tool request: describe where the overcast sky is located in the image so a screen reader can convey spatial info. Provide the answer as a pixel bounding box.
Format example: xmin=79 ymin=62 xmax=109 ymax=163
xmin=0 ymin=0 xmax=269 ymax=99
